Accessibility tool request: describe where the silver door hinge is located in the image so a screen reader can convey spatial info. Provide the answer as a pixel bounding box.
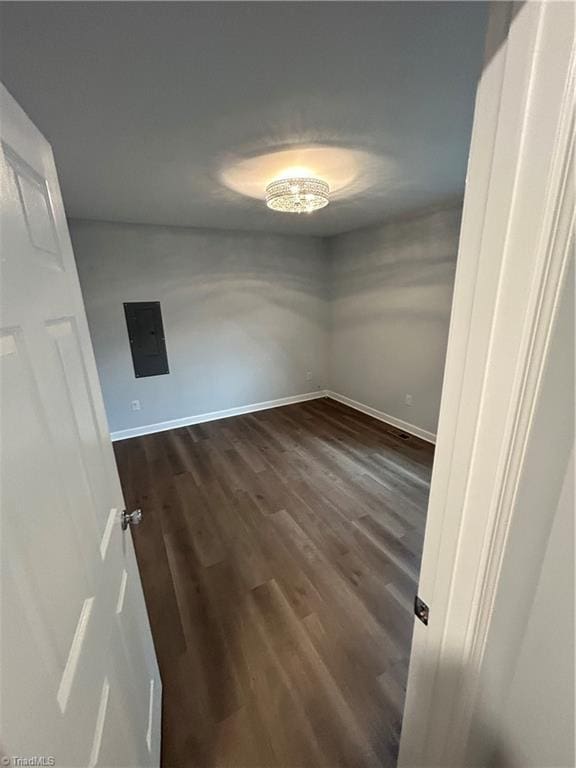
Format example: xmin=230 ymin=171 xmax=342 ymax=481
xmin=121 ymin=508 xmax=143 ymax=530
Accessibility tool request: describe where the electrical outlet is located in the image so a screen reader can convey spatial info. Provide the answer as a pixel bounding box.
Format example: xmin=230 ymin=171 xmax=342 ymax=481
xmin=131 ymin=399 xmax=141 ymax=411
xmin=306 ymin=371 xmax=313 ymax=382
xmin=405 ymin=394 xmax=413 ymax=406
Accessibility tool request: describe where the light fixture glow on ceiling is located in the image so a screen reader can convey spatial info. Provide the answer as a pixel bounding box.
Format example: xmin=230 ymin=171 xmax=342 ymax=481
xmin=265 ymin=177 xmax=330 ymax=214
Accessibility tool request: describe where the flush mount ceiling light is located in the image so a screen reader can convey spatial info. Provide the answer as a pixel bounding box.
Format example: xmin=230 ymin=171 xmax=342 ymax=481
xmin=265 ymin=177 xmax=330 ymax=214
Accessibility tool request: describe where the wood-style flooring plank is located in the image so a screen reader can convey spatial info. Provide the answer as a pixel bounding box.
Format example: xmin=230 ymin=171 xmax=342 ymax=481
xmin=114 ymin=397 xmax=433 ymax=768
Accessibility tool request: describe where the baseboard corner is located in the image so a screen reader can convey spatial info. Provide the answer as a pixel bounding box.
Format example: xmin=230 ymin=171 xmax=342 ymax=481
xmin=324 ymin=390 xmax=436 ymax=444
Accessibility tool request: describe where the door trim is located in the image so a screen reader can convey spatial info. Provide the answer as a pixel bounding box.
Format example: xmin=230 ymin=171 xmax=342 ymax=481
xmin=398 ymin=3 xmax=575 ymax=765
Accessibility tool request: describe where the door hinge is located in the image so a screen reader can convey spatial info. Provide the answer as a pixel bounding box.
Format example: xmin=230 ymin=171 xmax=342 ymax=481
xmin=121 ymin=508 xmax=143 ymax=531
xmin=414 ymin=595 xmax=429 ymax=626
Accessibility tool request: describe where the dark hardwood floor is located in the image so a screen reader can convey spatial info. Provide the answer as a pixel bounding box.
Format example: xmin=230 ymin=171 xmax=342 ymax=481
xmin=114 ymin=397 xmax=433 ymax=768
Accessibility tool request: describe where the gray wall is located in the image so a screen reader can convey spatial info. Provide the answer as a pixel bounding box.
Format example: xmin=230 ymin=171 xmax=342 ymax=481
xmin=327 ymin=204 xmax=461 ymax=436
xmin=71 ymin=220 xmax=328 ymax=435
xmin=72 ymin=205 xmax=461 ymax=439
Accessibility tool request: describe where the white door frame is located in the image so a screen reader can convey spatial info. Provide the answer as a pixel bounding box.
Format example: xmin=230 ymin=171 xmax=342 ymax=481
xmin=399 ymin=2 xmax=575 ymax=766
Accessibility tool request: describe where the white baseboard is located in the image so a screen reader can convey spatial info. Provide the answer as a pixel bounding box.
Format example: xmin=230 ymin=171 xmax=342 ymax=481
xmin=325 ymin=390 xmax=436 ymax=444
xmin=110 ymin=390 xmax=328 ymax=441
xmin=110 ymin=389 xmax=436 ymax=444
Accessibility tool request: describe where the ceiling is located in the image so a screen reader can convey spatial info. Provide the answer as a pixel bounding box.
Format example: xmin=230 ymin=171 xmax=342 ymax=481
xmin=0 ymin=2 xmax=487 ymax=237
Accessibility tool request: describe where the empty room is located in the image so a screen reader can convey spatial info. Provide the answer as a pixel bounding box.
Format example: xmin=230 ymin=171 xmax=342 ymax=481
xmin=1 ymin=3 xmax=574 ymax=768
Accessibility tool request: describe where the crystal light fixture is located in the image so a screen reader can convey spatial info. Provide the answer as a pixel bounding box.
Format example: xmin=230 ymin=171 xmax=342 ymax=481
xmin=265 ymin=177 xmax=330 ymax=214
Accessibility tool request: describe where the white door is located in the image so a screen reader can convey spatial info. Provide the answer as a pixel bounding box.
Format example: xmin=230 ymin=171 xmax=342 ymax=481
xmin=399 ymin=2 xmax=574 ymax=765
xmin=0 ymin=85 xmax=161 ymax=766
